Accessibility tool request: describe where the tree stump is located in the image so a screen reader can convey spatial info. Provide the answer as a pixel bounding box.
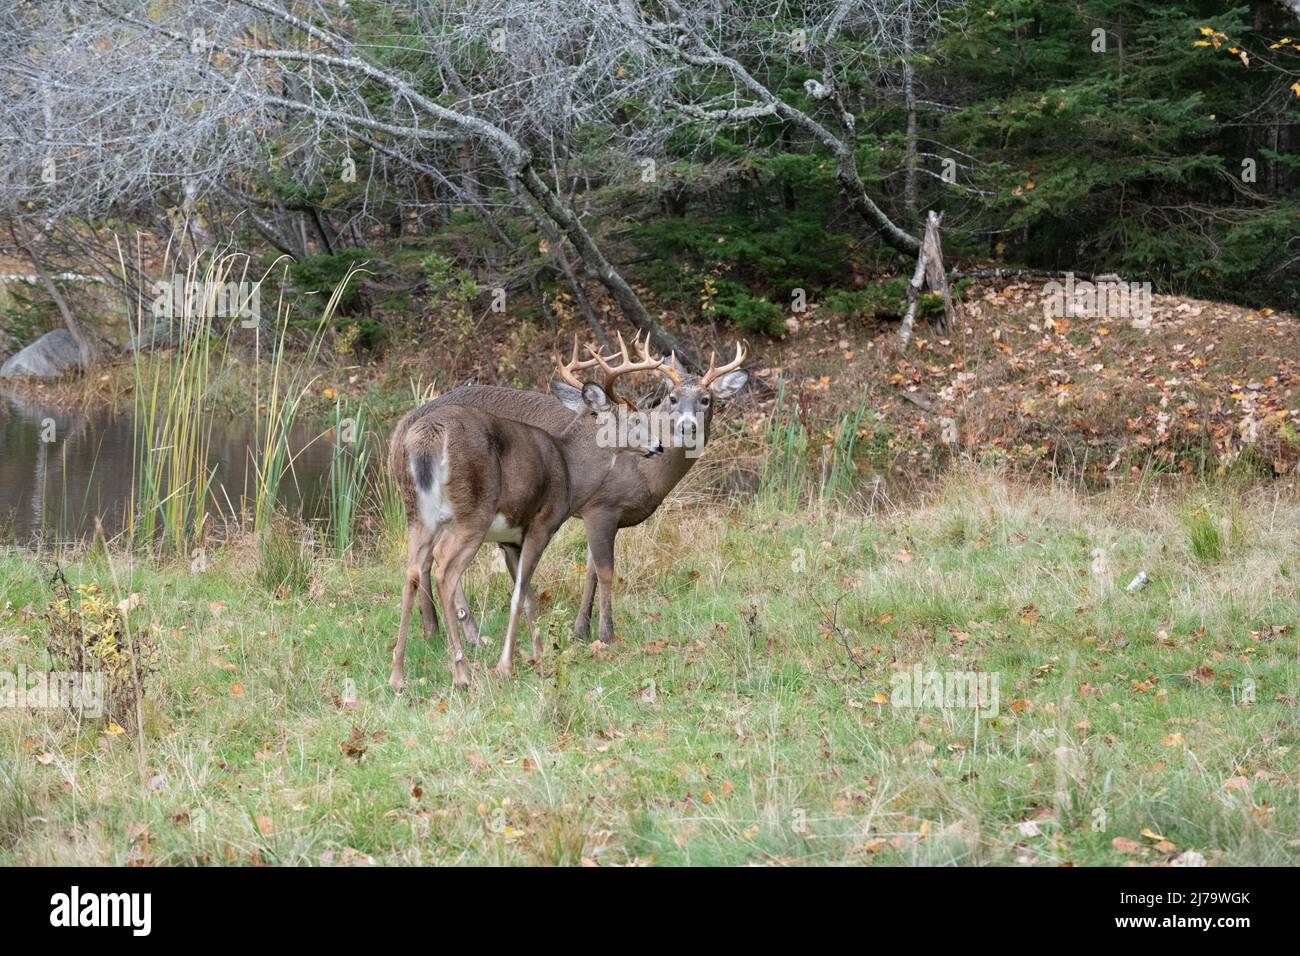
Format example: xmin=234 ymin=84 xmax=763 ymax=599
xmin=899 ymin=210 xmax=955 ymax=347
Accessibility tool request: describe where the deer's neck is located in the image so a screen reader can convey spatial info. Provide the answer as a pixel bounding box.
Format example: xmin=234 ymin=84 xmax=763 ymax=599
xmin=641 ymin=445 xmax=697 ymax=505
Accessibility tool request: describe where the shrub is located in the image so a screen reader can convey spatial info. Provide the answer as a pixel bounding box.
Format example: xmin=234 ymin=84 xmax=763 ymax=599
xmin=714 ymin=283 xmax=785 ymax=336
xmin=44 ymin=579 xmax=159 ymax=729
xmin=288 ymin=248 xmax=373 ymax=312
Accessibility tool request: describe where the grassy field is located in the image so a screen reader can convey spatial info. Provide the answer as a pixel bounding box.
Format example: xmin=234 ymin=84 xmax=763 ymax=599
xmin=0 ymin=472 xmax=1297 ymax=866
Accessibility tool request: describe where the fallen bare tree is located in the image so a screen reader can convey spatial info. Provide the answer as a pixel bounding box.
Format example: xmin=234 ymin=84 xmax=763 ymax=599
xmin=0 ymin=0 xmax=703 ymax=366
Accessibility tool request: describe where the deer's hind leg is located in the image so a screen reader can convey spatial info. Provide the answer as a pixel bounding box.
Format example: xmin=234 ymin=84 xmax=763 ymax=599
xmin=419 ymin=531 xmax=439 ymax=639
xmin=422 ymin=532 xmax=483 ymax=648
xmin=453 ymin=578 xmax=483 ymax=648
xmin=392 ymin=521 xmax=437 ymax=693
xmin=433 ymin=525 xmax=487 ymax=690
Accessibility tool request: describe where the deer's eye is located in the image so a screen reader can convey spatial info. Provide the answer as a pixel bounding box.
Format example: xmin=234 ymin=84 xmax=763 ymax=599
xmin=701 ymin=396 xmax=711 ymax=407
xmin=669 ymin=395 xmax=679 ymax=405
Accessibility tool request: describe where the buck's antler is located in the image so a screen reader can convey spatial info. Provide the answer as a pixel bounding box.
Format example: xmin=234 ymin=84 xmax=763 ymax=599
xmin=555 ymin=334 xmax=604 ymax=391
xmin=586 ymin=331 xmax=675 ymax=409
xmin=699 ymin=341 xmax=748 ymax=389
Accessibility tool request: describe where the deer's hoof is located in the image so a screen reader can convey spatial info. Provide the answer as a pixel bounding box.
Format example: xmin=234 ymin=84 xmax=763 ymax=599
xmin=492 ymin=665 xmax=513 ymax=680
xmin=388 ymin=673 xmax=406 ymax=694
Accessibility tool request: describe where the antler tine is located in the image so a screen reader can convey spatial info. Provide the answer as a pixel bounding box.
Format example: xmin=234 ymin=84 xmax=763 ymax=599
xmin=632 ymin=331 xmax=682 ymax=386
xmin=583 ymin=329 xmax=667 ymax=409
xmin=555 ymin=333 xmax=603 ymax=390
xmin=699 ymin=340 xmax=748 ymax=388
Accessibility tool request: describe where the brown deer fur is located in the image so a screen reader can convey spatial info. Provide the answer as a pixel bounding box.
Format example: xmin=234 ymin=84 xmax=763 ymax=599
xmin=387 ymin=379 xmax=654 ymax=690
xmin=413 ymin=347 xmax=748 ymax=650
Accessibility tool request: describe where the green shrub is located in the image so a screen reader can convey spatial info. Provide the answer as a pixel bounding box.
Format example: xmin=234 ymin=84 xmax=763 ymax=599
xmin=288 ymin=249 xmax=373 ymax=312
xmin=713 ymin=282 xmax=784 ymax=335
xmin=821 ymin=280 xmax=908 ymax=321
xmin=821 ymin=277 xmax=971 ymax=324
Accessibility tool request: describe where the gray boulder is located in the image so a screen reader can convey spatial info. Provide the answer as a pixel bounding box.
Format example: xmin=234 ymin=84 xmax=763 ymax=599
xmin=0 ymin=328 xmax=87 ymax=378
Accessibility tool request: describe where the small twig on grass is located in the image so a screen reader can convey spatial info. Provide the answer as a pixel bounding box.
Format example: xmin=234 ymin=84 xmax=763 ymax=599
xmin=820 ymin=596 xmax=868 ymax=683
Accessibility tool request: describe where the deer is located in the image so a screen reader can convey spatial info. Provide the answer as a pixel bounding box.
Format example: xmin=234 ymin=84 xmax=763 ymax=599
xmin=415 ymin=333 xmax=749 ymax=650
xmin=386 ymin=346 xmax=662 ymax=691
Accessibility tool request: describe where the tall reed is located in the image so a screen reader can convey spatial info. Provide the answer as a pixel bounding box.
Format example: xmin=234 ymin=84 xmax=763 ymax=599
xmin=327 ymin=399 xmax=371 ymax=557
xmin=126 ymin=250 xmax=227 ymax=555
xmin=118 ymin=231 xmax=362 ymax=556
xmin=248 ymin=265 xmax=355 ymax=535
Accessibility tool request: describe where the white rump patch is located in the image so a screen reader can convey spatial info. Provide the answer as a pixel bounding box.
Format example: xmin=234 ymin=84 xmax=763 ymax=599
xmin=412 ymin=438 xmax=452 ymax=531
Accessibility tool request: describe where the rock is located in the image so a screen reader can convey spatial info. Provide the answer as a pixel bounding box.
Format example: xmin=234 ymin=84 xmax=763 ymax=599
xmin=0 ymin=328 xmax=88 ymax=378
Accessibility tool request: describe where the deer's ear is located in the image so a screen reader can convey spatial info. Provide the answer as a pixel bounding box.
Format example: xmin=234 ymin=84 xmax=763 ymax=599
xmin=580 ymin=382 xmax=614 ymax=413
xmin=551 ymin=378 xmax=585 ymax=412
xmin=708 ymin=368 xmax=749 ymax=399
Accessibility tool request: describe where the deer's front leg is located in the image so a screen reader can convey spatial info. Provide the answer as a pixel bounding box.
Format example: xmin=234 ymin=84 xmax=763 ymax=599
xmin=588 ymin=523 xmax=618 ymax=645
xmin=494 ymin=532 xmax=551 ymax=678
xmin=573 ymin=542 xmax=598 ymax=641
xmin=500 ymin=544 xmax=542 ymax=662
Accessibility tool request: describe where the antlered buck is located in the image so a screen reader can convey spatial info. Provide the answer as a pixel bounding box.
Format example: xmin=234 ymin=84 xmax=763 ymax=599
xmin=387 ymin=345 xmax=665 ymax=690
xmin=403 ymin=334 xmax=749 ymax=665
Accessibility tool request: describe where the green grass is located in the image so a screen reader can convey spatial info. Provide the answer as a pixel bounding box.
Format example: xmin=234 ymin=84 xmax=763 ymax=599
xmin=0 ymin=473 xmax=1297 ymax=866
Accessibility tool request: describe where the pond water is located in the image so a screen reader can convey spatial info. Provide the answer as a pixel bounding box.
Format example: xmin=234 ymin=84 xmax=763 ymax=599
xmin=0 ymin=388 xmax=335 ymax=546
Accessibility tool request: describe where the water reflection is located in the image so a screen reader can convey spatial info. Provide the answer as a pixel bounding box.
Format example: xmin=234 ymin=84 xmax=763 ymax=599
xmin=0 ymin=388 xmax=334 ymax=546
